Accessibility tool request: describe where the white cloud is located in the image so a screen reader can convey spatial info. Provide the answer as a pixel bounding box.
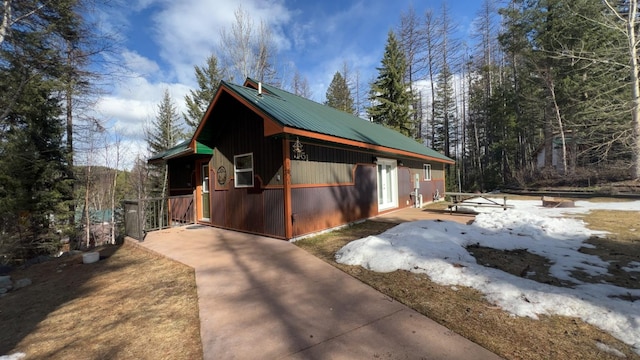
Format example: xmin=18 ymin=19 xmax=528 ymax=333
xmin=147 ymin=0 xmax=293 ymax=84
xmin=121 ymin=50 xmax=161 ymax=76
xmin=87 ymin=0 xmax=486 ymax=169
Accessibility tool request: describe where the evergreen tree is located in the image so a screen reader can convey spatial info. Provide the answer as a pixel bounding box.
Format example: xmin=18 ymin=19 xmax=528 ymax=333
xmin=0 ymin=0 xmax=85 ymax=261
xmin=146 ymin=90 xmax=183 ymax=198
xmin=325 ymin=71 xmax=355 ymax=114
xmin=496 ymin=0 xmax=629 ymax=178
xmin=183 ymin=55 xmax=226 ymax=133
xmin=148 ymin=90 xmax=183 ymax=155
xmin=0 ymin=73 xmax=72 ymax=262
xmin=368 ymin=31 xmax=413 ymax=137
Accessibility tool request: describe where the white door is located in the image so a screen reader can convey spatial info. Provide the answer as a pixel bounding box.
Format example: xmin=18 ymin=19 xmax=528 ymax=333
xmin=377 ymin=158 xmax=398 ymax=211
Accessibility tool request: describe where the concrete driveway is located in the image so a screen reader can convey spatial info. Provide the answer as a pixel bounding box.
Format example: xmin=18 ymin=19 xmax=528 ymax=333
xmin=130 ymin=224 xmax=501 ymax=359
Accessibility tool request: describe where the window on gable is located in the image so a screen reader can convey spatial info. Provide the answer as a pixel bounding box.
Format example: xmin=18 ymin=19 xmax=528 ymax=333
xmin=423 ymin=164 xmax=432 ymax=181
xmin=234 ymin=153 xmax=254 ymax=188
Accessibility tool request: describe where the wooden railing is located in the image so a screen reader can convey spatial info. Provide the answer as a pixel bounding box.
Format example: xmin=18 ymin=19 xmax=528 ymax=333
xmin=123 ymin=195 xmax=194 ymax=240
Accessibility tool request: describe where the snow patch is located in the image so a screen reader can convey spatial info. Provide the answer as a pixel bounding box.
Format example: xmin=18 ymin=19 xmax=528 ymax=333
xmin=335 ymin=199 xmax=640 ymax=354
xmin=0 ymin=353 xmax=26 ymax=360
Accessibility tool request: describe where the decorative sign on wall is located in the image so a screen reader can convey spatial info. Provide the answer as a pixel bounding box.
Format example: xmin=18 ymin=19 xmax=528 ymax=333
xmin=217 ymin=166 xmax=227 ymax=185
xmin=292 ymin=137 xmax=308 ymax=160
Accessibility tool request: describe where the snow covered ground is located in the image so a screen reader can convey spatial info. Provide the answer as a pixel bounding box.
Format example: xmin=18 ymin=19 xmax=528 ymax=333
xmin=335 ymin=198 xmax=640 ymax=354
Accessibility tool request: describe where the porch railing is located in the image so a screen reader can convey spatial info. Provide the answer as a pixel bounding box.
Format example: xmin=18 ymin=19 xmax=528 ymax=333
xmin=123 ymin=195 xmax=195 ymax=240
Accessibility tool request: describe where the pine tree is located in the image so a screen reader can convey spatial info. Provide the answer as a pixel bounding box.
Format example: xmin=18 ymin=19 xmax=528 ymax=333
xmin=325 ymin=71 xmax=355 ymax=114
xmin=183 ymin=55 xmax=226 ymax=133
xmin=368 ymin=31 xmax=413 ymax=137
xmin=146 ymin=90 xmax=183 ymax=198
xmin=0 ymin=73 xmax=72 ymax=262
xmin=148 ymin=90 xmax=183 ymax=155
xmin=0 ymin=0 xmax=85 ymax=261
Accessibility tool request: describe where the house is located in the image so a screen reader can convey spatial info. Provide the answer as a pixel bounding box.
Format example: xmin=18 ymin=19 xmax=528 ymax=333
xmin=149 ymin=78 xmax=453 ymax=240
xmin=534 ymin=131 xmax=581 ymax=173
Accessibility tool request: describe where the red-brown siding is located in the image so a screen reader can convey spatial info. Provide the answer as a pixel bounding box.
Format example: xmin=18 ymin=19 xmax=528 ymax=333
xmin=291 ymin=165 xmax=376 ymax=237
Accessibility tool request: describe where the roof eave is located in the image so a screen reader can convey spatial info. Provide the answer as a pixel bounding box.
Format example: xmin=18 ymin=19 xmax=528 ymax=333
xmin=281 ymin=126 xmax=454 ymax=164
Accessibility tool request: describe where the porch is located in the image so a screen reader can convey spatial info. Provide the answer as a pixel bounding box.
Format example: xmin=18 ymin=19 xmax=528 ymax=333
xmin=123 ymin=195 xmax=195 ymax=240
xmin=122 ymin=195 xmax=475 ymax=242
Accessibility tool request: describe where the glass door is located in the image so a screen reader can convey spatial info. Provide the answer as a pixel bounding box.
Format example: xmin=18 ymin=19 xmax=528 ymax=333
xmin=376 ymin=158 xmax=398 ymax=211
xmin=201 ymin=164 xmax=210 ymax=220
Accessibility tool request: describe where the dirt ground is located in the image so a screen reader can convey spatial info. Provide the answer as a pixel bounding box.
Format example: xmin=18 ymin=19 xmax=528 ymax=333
xmin=0 ymin=244 xmax=202 ymax=360
xmin=469 ymin=209 xmax=640 ymax=292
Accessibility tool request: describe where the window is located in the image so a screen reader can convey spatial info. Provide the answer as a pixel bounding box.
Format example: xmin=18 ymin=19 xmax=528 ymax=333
xmin=234 ymin=153 xmax=254 ymax=187
xmin=202 ymin=164 xmax=209 ymax=193
xmin=423 ymin=164 xmax=432 ymax=181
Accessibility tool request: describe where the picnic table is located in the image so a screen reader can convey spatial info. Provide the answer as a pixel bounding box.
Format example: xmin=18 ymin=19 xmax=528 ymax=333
xmin=445 ymin=192 xmax=513 ymax=213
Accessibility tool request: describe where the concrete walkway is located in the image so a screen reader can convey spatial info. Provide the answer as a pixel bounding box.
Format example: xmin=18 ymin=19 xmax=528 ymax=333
xmin=130 ymin=213 xmax=501 ymax=359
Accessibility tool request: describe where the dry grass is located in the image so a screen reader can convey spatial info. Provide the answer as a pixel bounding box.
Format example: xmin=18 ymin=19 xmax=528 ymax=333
xmin=295 ymin=203 xmax=640 ymax=360
xmin=0 ymin=244 xmax=202 ymax=360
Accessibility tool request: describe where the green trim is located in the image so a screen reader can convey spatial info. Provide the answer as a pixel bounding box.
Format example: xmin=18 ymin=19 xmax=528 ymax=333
xmin=148 ymin=140 xmax=212 ymax=163
xmin=195 ymin=141 xmax=213 ymax=155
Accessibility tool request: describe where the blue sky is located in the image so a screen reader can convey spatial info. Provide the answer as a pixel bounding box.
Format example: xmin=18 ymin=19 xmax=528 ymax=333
xmin=93 ymin=0 xmax=484 ymax=168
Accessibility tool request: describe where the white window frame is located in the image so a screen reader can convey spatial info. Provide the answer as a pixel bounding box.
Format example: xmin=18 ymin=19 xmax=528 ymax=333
xmin=376 ymin=157 xmax=398 ymax=211
xmin=234 ymin=153 xmax=254 ymax=188
xmin=202 ymin=164 xmax=209 ymax=193
xmin=423 ymin=164 xmax=432 ymax=181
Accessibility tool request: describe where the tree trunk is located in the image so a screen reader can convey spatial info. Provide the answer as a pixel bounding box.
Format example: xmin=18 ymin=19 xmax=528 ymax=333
xmin=84 ymin=165 xmax=91 ymax=248
xmin=0 ymin=0 xmax=11 ymax=47
xmin=627 ymin=1 xmax=640 ymax=179
xmin=544 ymin=102 xmax=554 ymax=170
xmin=547 ymin=77 xmax=568 ymax=175
xmin=604 ymin=0 xmax=640 ymax=179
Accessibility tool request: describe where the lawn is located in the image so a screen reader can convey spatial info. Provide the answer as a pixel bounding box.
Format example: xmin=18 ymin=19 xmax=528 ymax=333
xmin=0 ymin=244 xmax=202 ymax=360
xmin=295 ymin=199 xmax=640 ymax=360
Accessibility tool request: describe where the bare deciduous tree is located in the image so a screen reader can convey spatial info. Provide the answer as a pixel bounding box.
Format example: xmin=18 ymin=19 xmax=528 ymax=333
xmin=423 ymin=9 xmax=443 ymax=146
xmin=398 ymin=5 xmax=426 ymax=139
xmin=291 ymin=70 xmax=311 ymax=98
xmin=219 ymin=5 xmax=279 ymax=84
xmin=603 ymin=0 xmax=640 ymax=179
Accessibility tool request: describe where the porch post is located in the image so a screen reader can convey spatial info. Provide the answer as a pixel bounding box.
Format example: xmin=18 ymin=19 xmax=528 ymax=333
xmin=283 ymin=138 xmax=293 ymax=239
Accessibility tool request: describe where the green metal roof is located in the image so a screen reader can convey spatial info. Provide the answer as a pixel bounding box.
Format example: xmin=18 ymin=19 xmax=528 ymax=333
xmin=222 ymin=79 xmax=453 ymax=163
xmin=148 ymin=139 xmax=213 ymax=163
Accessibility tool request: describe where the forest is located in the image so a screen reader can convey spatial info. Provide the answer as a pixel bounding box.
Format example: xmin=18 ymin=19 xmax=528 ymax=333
xmin=365 ymin=0 xmax=640 ymax=192
xmin=1 ymin=0 xmax=639 ymax=263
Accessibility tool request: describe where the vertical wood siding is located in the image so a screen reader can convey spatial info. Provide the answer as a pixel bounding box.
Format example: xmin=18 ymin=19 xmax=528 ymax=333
xmin=202 ymin=98 xmax=286 ymax=238
xmin=291 ymin=165 xmax=376 ymax=237
xmin=398 ymin=159 xmax=446 ymax=203
xmin=211 ymin=106 xmax=283 ymax=190
xmin=290 ymin=142 xmax=373 ymax=185
xmin=264 ymin=189 xmax=285 ymax=238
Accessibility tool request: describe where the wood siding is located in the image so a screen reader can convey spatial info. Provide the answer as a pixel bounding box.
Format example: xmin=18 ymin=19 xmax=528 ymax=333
xmin=290 ymin=142 xmax=373 ymax=185
xmin=201 ymin=97 xmax=286 ymax=238
xmin=398 ymin=159 xmax=446 ymax=204
xmin=208 ymin=95 xmax=283 ymax=190
xmin=291 ymin=165 xmax=376 ymax=237
xmin=185 ymin=92 xmax=449 ymax=239
xmin=209 ymin=187 xmax=285 ymax=238
xmin=168 ymin=155 xmax=207 ymax=196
